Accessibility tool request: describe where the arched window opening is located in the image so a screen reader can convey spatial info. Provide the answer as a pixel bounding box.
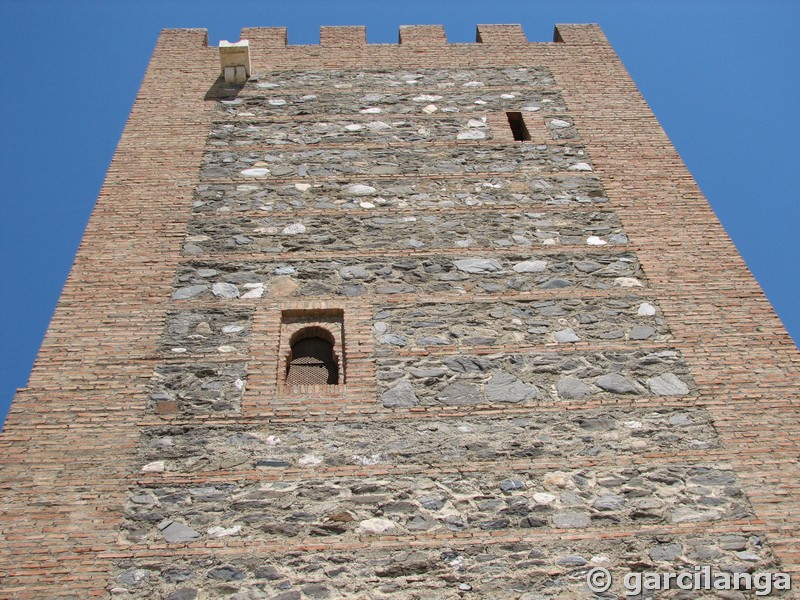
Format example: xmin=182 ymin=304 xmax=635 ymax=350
xmin=285 ymin=327 xmax=339 ymax=385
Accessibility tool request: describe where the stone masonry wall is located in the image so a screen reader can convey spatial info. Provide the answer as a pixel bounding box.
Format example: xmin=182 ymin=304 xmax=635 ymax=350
xmin=110 ymin=48 xmax=784 ymax=598
xmin=1 ymin=24 xmax=798 ymax=600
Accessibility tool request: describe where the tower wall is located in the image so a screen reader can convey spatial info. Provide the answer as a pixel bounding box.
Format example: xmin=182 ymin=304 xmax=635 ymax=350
xmin=1 ymin=24 xmax=798 ymax=598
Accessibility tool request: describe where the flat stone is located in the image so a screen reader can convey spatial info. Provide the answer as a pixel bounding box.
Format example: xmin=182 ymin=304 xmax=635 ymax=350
xmin=735 ymin=551 xmax=761 ymax=561
xmin=638 ymin=302 xmax=657 ymax=316
xmin=437 ymin=381 xmax=483 ymax=405
xmin=347 ymin=184 xmax=377 ymax=196
xmin=270 ymin=276 xmax=299 ymax=297
xmin=648 ymin=373 xmax=690 ymax=396
xmin=454 ymin=258 xmax=503 ymax=274
xmin=544 ymin=472 xmax=569 ymax=488
xmin=556 ymin=555 xmax=587 ymax=567
xmin=279 ymin=222 xmax=306 ymax=235
xmin=595 ymin=373 xmax=638 ymax=394
xmin=207 ymin=525 xmax=241 ymax=537
xmin=479 ymin=519 xmax=509 ymax=530
xmin=568 ymin=162 xmax=593 ymax=171
xmin=553 ymin=512 xmax=590 ymax=528
xmin=381 ymin=380 xmax=419 ymax=408
xmin=339 ymin=265 xmax=372 ymax=280
xmin=556 ymin=377 xmax=592 ymax=399
xmin=172 ymin=285 xmax=207 ymax=300
xmin=540 ymin=278 xmax=572 ymax=289
xmin=378 ymin=334 xmax=407 ymax=346
xmin=256 ymin=459 xmax=290 ymax=468
xmin=272 ymin=593 xmax=302 ymax=600
xmin=417 ymin=336 xmax=448 ymax=345
xmin=615 ymin=277 xmax=643 ymax=287
xmin=671 ymin=508 xmax=721 ymax=523
xmin=575 ymin=260 xmax=602 ymax=273
xmin=462 ymin=124 xmax=494 ymax=137
xmin=486 ymin=372 xmax=538 ymax=403
xmin=166 ymin=590 xmax=197 ymax=600
xmin=254 ymin=565 xmax=282 ymax=580
xmin=302 ymin=584 xmax=332 ymax=599
xmin=409 ymin=368 xmax=446 ymax=378
xmin=500 ymin=479 xmax=525 ymax=492
xmin=159 ymin=521 xmax=200 ymax=543
xmin=512 ymin=260 xmax=548 ymax=273
xmin=240 ymin=168 xmax=270 ymax=177
xmin=669 ymin=413 xmax=692 ymax=427
xmin=532 ymin=492 xmax=556 ymax=505
xmin=406 ymin=515 xmax=436 ymax=531
xmin=341 ymin=284 xmax=366 ymax=296
xmin=586 ymin=236 xmax=607 ymax=245
xmin=630 ymin=325 xmax=655 ymax=340
xmin=553 ymin=328 xmax=581 ymax=343
xmin=579 ymin=417 xmax=616 ymax=431
xmin=208 ymin=566 xmax=246 ymax=581
xmin=719 ymin=535 xmax=747 ymax=551
xmin=211 ymin=282 xmax=240 ymax=299
xmin=550 ymin=119 xmax=571 ymax=128
xmin=117 ymin=568 xmax=149 ymax=585
xmin=649 ymin=543 xmax=683 ymax=561
xmin=141 ymin=461 xmax=165 ymax=473
xmin=358 ymin=518 xmax=397 ymax=535
xmin=593 ymin=494 xmax=625 ymax=511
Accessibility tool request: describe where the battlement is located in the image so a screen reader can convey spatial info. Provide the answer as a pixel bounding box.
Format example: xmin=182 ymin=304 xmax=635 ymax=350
xmin=163 ymin=23 xmax=605 ymax=49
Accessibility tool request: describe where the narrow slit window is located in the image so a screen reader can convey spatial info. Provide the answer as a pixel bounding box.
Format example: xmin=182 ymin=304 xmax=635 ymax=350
xmin=506 ymin=111 xmax=531 ymax=141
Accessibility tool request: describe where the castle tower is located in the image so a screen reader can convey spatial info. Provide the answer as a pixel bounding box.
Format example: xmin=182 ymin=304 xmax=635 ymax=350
xmin=1 ymin=24 xmax=799 ymax=598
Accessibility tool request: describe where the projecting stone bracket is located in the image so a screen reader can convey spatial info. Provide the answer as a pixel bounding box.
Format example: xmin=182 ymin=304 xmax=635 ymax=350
xmin=219 ymin=39 xmax=251 ymax=83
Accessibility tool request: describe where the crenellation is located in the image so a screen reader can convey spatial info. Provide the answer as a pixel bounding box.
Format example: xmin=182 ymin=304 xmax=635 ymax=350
xmin=319 ymin=26 xmax=367 ymax=48
xmin=398 ymin=25 xmax=448 ymax=46
xmin=476 ymin=24 xmax=528 ymax=45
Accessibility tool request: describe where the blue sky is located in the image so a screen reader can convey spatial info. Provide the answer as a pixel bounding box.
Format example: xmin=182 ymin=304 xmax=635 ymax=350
xmin=1 ymin=0 xmax=798 ymax=426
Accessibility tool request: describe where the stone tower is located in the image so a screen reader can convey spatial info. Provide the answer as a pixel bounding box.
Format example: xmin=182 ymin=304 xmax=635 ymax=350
xmin=1 ymin=24 xmax=799 ymax=599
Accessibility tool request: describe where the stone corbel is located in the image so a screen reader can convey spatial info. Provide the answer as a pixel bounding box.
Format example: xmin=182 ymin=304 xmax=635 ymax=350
xmin=219 ymin=40 xmax=251 ymax=84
